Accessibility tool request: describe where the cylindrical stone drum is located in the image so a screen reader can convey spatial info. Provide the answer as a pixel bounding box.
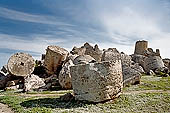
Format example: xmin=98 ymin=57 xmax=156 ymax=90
xmin=7 ymin=52 xmax=35 ymax=77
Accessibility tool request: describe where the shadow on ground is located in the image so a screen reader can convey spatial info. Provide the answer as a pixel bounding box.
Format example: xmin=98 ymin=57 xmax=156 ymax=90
xmin=20 ymin=97 xmax=87 ymax=109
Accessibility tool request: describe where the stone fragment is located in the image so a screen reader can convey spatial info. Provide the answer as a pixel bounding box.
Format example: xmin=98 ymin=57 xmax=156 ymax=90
xmin=7 ymin=52 xmax=35 ymax=77
xmin=123 ymin=63 xmax=144 ymax=86
xmin=144 ymin=56 xmax=164 ymax=73
xmin=131 ymin=54 xmax=146 ymax=68
xmin=163 ymin=58 xmax=170 ymax=70
xmin=6 ymin=79 xmax=23 ymax=87
xmin=24 ymin=74 xmax=45 ymax=92
xmin=101 ymin=49 xmax=120 ymax=62
xmin=1 ymin=65 xmax=8 ymax=74
xmin=70 ymin=46 xmax=86 ymax=55
xmin=102 ymin=49 xmax=143 ymax=86
xmin=59 ymin=60 xmax=74 ymax=89
xmin=73 ymin=55 xmax=96 ymax=65
xmin=44 ymin=45 xmax=69 ymax=75
xmin=0 ymin=73 xmax=12 ymax=89
xmin=60 ymin=93 xmax=74 ymax=102
xmin=120 ymin=53 xmax=132 ymax=67
xmin=5 ymin=85 xmax=20 ymax=90
xmin=71 ymin=43 xmax=103 ymax=62
xmin=6 ymin=81 xmax=16 ymax=87
xmin=70 ymin=60 xmax=123 ymax=102
xmin=83 ymin=43 xmax=102 ymax=62
xmin=149 ymin=70 xmax=155 ymax=75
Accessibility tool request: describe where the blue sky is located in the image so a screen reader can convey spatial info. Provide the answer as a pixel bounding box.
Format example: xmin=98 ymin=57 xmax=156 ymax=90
xmin=0 ymin=0 xmax=170 ymax=67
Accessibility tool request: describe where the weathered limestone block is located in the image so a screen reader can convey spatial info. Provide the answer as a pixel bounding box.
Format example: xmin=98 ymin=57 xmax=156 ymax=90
xmin=70 ymin=60 xmax=123 ymax=102
xmin=102 ymin=49 xmax=143 ymax=86
xmin=70 ymin=46 xmax=86 ymax=55
xmin=67 ymin=54 xmax=79 ymax=62
xmin=24 ymin=74 xmax=45 ymax=91
xmin=44 ymin=46 xmax=69 ymax=75
xmin=120 ymin=53 xmax=132 ymax=67
xmin=101 ymin=50 xmax=120 ymax=62
xmin=7 ymin=53 xmax=35 ymax=77
xmin=131 ymin=54 xmax=146 ymax=68
xmin=59 ymin=60 xmax=74 ymax=89
xmin=102 ymin=49 xmax=131 ymax=67
xmin=134 ymin=40 xmax=148 ymax=55
xmin=144 ymin=56 xmax=164 ymax=73
xmin=83 ymin=43 xmax=102 ymax=62
xmin=73 ymin=55 xmax=96 ymax=65
xmin=123 ymin=63 xmax=144 ymax=86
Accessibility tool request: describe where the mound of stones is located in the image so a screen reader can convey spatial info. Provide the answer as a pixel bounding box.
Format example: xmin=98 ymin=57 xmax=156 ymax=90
xmin=1 ymin=40 xmax=169 ymax=102
xmin=132 ymin=40 xmax=169 ymax=77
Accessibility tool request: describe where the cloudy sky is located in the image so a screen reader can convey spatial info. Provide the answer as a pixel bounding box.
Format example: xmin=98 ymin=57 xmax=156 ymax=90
xmin=0 ymin=0 xmax=170 ymax=67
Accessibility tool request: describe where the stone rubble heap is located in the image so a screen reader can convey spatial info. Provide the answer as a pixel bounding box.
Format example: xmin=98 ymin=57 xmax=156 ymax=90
xmin=0 ymin=40 xmax=169 ymax=102
xmin=132 ymin=40 xmax=168 ymax=77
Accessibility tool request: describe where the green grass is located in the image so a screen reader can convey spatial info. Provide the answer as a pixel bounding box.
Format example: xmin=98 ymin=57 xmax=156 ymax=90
xmin=0 ymin=75 xmax=170 ymax=113
xmin=124 ymin=76 xmax=170 ymax=91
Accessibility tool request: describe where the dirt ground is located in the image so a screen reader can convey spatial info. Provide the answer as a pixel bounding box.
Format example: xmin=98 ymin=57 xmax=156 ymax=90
xmin=0 ymin=103 xmax=14 ymax=113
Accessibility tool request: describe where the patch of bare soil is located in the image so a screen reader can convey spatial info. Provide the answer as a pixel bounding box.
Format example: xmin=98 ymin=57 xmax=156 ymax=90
xmin=0 ymin=103 xmax=14 ymax=113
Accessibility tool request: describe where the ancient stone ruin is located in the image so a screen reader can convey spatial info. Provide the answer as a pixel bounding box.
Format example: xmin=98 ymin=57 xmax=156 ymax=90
xmin=132 ymin=40 xmax=167 ymax=76
xmin=44 ymin=45 xmax=69 ymax=75
xmin=7 ymin=52 xmax=35 ymax=77
xmin=134 ymin=40 xmax=148 ymax=55
xmin=0 ymin=40 xmax=169 ymax=103
xmin=71 ymin=60 xmax=123 ymax=102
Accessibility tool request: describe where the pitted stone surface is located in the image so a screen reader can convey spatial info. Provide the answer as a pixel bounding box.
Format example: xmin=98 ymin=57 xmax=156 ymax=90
xmin=163 ymin=58 xmax=170 ymax=70
xmin=24 ymin=74 xmax=45 ymax=91
xmin=70 ymin=46 xmax=86 ymax=55
xmin=7 ymin=53 xmax=35 ymax=77
xmin=131 ymin=54 xmax=146 ymax=68
xmin=102 ymin=49 xmax=143 ymax=86
xmin=134 ymin=40 xmax=148 ymax=55
xmin=70 ymin=60 xmax=123 ymax=102
xmin=73 ymin=55 xmax=96 ymax=65
xmin=144 ymin=56 xmax=164 ymax=73
xmin=102 ymin=51 xmax=121 ymax=62
xmin=59 ymin=60 xmax=74 ymax=89
xmin=44 ymin=45 xmax=69 ymax=75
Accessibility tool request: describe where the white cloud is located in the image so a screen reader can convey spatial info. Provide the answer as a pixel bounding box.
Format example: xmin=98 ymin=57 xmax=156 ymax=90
xmin=0 ymin=7 xmax=73 ymax=26
xmin=0 ymin=33 xmax=67 ymax=54
xmin=77 ymin=0 xmax=170 ymax=58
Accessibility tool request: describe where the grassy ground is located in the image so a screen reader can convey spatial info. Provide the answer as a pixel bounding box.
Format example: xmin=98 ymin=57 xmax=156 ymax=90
xmin=0 ymin=76 xmax=170 ymax=113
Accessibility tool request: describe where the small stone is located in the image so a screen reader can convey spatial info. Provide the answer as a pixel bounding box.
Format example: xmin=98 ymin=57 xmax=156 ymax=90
xmin=149 ymin=70 xmax=155 ymax=75
xmin=60 ymin=93 xmax=74 ymax=102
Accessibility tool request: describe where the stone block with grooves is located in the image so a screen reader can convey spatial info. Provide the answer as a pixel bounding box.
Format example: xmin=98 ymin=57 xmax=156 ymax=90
xmin=44 ymin=45 xmax=69 ymax=75
xmin=70 ymin=60 xmax=123 ymax=103
xmin=7 ymin=53 xmax=35 ymax=77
